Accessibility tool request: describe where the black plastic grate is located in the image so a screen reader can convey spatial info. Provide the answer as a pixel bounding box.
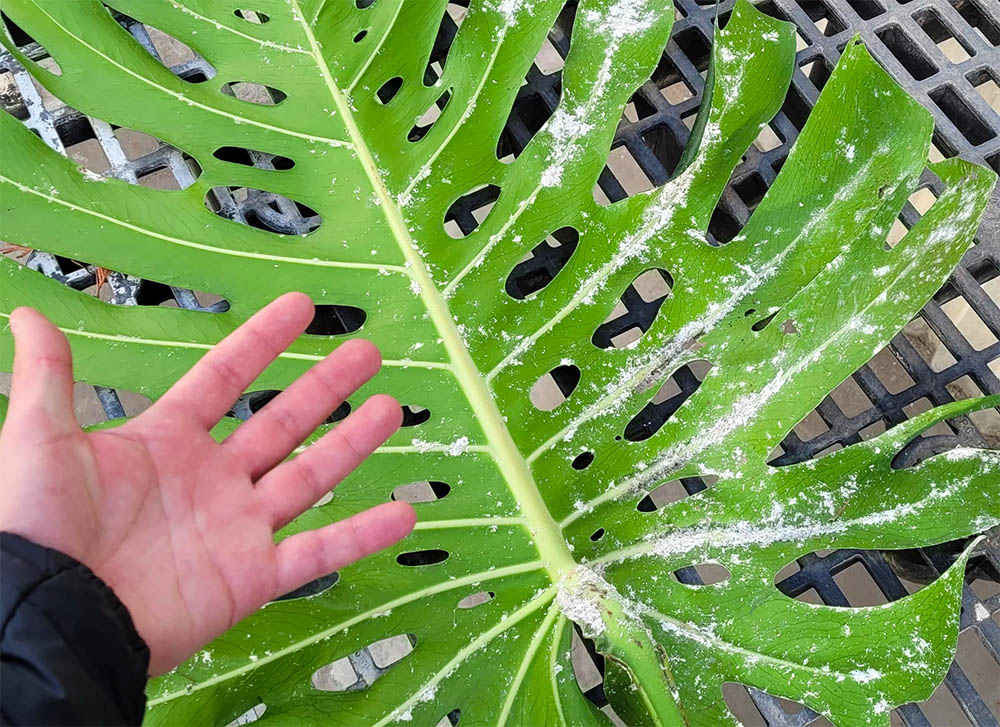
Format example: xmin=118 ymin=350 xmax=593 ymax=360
xmin=2 ymin=1 xmax=999 ymax=723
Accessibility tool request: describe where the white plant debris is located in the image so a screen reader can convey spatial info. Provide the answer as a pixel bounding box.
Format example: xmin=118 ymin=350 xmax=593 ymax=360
xmin=556 ymin=566 xmax=611 ymax=637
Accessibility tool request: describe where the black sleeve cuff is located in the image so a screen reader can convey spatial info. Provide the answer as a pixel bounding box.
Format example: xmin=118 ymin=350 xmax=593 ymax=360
xmin=1 ymin=532 xmax=150 ymax=726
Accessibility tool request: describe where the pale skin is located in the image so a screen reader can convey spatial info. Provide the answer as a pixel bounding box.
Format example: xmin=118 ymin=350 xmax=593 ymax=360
xmin=0 ymin=292 xmax=416 ymax=676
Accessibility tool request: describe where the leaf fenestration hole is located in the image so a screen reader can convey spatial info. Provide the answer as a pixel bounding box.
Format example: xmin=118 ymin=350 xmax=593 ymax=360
xmin=495 ymin=1 xmax=577 ymax=162
xmin=234 ymin=9 xmax=270 ymax=24
xmin=457 ymin=591 xmax=495 ymax=609
xmin=274 ymin=572 xmax=339 ymax=601
xmin=443 ymin=184 xmax=501 ymax=238
xmin=401 ymin=405 xmax=431 ymax=427
xmin=220 ymin=81 xmax=287 ymax=106
xmin=213 ymin=146 xmax=295 ymax=170
xmin=408 ymin=90 xmax=452 ymax=142
xmin=674 ymin=562 xmax=730 ymax=585
xmin=311 ymin=634 xmax=416 ymax=692
xmin=722 ymin=683 xmax=821 ymax=725
xmin=624 ymin=360 xmax=713 ymax=441
xmin=751 ymin=309 xmax=780 ymax=331
xmin=571 ymin=451 xmax=594 ymax=470
xmin=636 ymin=475 xmax=714 ymax=512
xmin=529 ymin=364 xmax=581 ymax=411
xmin=396 ymin=549 xmax=449 ymax=566
xmin=356 ymin=0 xmax=378 ymax=7
xmin=376 ymin=77 xmax=403 ymax=104
xmin=106 ymin=9 xmax=217 ymax=84
xmin=593 ymin=269 xmax=674 ymax=349
xmin=589 ymin=528 xmax=605 ymax=541
xmin=306 ymin=305 xmax=367 ymax=335
xmin=206 ymin=186 xmax=322 ymax=235
xmin=435 ymin=708 xmax=461 ymax=727
xmin=353 ymin=29 xmax=368 ymax=43
xmin=505 ymin=227 xmax=580 ymax=299
xmin=391 ymin=481 xmax=451 ymax=503
xmin=225 ymin=702 xmax=266 ymax=726
xmin=229 ymin=390 xmax=351 ymax=424
xmin=423 ymin=3 xmax=469 ymax=86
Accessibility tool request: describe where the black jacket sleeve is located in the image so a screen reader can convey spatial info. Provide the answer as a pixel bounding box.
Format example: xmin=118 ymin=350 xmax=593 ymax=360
xmin=1 ymin=532 xmax=150 ymax=726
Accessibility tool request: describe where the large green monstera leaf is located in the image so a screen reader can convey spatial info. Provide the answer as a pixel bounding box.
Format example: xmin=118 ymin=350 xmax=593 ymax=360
xmin=1 ymin=0 xmax=998 ymax=724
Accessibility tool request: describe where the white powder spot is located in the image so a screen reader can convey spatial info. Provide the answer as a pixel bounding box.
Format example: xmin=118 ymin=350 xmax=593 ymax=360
xmin=850 ymin=668 xmax=882 ymax=683
xmin=974 ymin=603 xmax=989 ymax=622
xmin=446 ymin=436 xmax=470 ymax=456
xmin=557 ymin=567 xmax=613 ymax=636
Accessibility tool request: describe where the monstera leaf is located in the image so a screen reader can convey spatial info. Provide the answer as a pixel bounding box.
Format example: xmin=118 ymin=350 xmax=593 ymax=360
xmin=1 ymin=0 xmax=998 ymax=724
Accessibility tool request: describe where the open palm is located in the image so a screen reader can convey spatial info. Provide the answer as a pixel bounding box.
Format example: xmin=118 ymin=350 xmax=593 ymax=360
xmin=0 ymin=293 xmax=415 ymax=675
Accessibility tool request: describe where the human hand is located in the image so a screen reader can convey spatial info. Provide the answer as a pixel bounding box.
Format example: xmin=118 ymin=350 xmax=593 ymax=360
xmin=0 ymin=293 xmax=415 ymax=676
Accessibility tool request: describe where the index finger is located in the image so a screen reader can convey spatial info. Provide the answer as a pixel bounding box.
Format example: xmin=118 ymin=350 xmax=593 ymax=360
xmin=150 ymin=292 xmax=315 ymax=429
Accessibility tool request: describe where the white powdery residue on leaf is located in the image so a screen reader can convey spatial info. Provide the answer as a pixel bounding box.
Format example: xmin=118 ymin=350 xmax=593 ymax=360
xmin=943 ymin=447 xmax=1000 ymax=466
xmin=556 ymin=567 xmax=611 ymax=637
xmin=640 ymin=494 xmax=956 ymax=561
xmin=492 ymin=0 xmax=525 ymax=21
xmin=584 ymin=0 xmax=656 ymax=40
xmin=849 ymin=668 xmax=883 ymax=683
xmin=446 ymin=436 xmax=470 ymax=456
xmin=397 ymin=164 xmax=431 ymax=207
xmin=411 ymin=438 xmax=442 ymax=453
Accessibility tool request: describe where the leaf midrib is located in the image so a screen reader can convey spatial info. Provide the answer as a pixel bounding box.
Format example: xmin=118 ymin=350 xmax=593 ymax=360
xmin=288 ymin=2 xmax=576 ymax=581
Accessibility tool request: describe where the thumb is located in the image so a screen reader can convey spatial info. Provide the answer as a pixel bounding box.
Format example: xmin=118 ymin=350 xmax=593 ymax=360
xmin=7 ymin=307 xmax=76 ymax=435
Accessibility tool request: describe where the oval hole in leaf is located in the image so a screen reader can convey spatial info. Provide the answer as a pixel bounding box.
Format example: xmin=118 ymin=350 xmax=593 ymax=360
xmin=376 ymin=76 xmax=403 ymax=104
xmin=590 ymin=527 xmax=605 ymax=541
xmin=571 ymin=451 xmax=594 ymax=470
xmin=443 ymin=184 xmax=501 ymax=238
xmin=274 ymin=572 xmax=339 ymax=601
xmin=220 ymin=81 xmax=287 ymax=106
xmin=234 ymin=9 xmax=270 ymax=24
xmin=722 ymin=683 xmax=821 ymax=725
xmin=106 ymin=9 xmax=217 ymax=84
xmin=505 ymin=227 xmax=580 ymax=300
xmin=409 ymin=90 xmax=452 ymax=142
xmin=624 ymin=359 xmax=712 ymax=441
xmin=637 ymin=475 xmax=715 ymax=512
xmin=225 ymin=702 xmax=266 ymax=726
xmin=674 ymin=562 xmax=730 ymax=586
xmin=356 ymin=0 xmax=377 ymax=7
xmin=213 ymin=146 xmax=295 ymax=170
xmin=423 ymin=3 xmax=469 ymax=85
xmin=312 ymin=633 xmax=416 ymax=692
xmin=593 ymin=269 xmax=674 ymax=349
xmin=391 ymin=481 xmax=451 ymax=503
xmin=397 ymin=549 xmax=449 ymax=566
xmin=436 ymin=708 xmax=461 ymax=727
xmin=353 ymin=29 xmax=368 ymax=42
xmin=401 ymin=405 xmax=431 ymax=427
xmin=231 ymin=390 xmax=351 ymax=424
xmin=206 ymin=186 xmax=322 ymax=235
xmin=495 ymin=2 xmax=575 ymax=162
xmin=457 ymin=591 xmax=495 ymax=609
xmin=530 ymin=364 xmax=581 ymax=411
xmin=751 ymin=309 xmax=780 ymax=331
xmin=306 ymin=305 xmax=367 ymax=336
